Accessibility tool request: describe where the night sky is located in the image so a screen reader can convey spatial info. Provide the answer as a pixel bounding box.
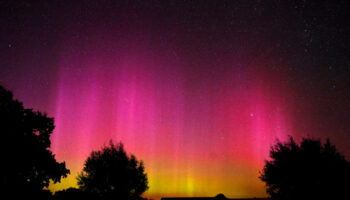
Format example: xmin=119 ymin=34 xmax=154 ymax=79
xmin=1 ymin=0 xmax=349 ymax=199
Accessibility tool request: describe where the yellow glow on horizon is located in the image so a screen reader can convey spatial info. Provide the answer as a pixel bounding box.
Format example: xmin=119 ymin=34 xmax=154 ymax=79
xmin=48 ymin=173 xmax=79 ymax=192
xmin=49 ymin=158 xmax=268 ymax=199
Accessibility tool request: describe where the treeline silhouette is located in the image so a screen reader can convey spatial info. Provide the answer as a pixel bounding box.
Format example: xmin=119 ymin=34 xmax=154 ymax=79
xmin=1 ymin=84 xmax=350 ymax=200
xmin=0 ymin=85 xmax=148 ymax=200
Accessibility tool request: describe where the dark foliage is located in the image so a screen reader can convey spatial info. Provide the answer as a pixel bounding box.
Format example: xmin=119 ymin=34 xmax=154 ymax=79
xmin=77 ymin=141 xmax=149 ymax=200
xmin=0 ymin=85 xmax=70 ymax=198
xmin=260 ymin=136 xmax=350 ymax=200
xmin=52 ymin=187 xmax=98 ymax=200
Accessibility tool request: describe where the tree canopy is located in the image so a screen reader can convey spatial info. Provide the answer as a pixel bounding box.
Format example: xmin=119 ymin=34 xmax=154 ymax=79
xmin=0 ymin=85 xmax=70 ymax=198
xmin=260 ymin=136 xmax=350 ymax=200
xmin=77 ymin=141 xmax=148 ymax=200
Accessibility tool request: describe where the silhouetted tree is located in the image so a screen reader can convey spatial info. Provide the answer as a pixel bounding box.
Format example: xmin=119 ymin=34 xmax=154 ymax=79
xmin=53 ymin=187 xmax=98 ymax=200
xmin=0 ymin=85 xmax=70 ymax=198
xmin=77 ymin=141 xmax=149 ymax=200
xmin=260 ymin=136 xmax=350 ymax=200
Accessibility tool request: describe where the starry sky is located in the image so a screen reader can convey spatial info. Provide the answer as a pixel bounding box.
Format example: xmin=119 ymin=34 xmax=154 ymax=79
xmin=0 ymin=0 xmax=349 ymax=199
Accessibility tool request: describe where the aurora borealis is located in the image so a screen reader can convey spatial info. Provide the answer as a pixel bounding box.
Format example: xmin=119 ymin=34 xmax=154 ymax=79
xmin=1 ymin=1 xmax=349 ymax=199
xmin=50 ymin=44 xmax=292 ymax=198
